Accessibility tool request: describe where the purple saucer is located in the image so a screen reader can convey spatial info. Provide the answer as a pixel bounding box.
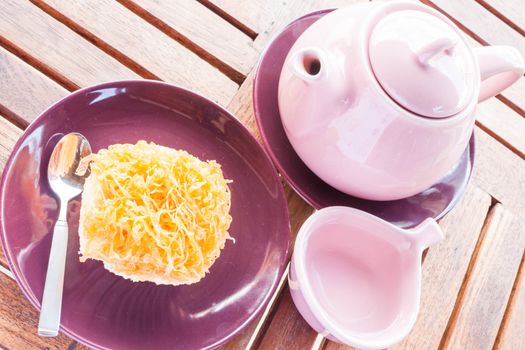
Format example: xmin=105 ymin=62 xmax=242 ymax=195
xmin=253 ymin=9 xmax=474 ymax=228
xmin=0 ymin=81 xmax=290 ymax=349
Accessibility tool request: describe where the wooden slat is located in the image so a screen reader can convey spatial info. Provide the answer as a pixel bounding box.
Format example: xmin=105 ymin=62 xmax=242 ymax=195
xmin=257 ymin=287 xmax=318 ymax=350
xmin=496 ymin=76 xmax=525 ymax=117
xmin=205 ymin=0 xmax=286 ymax=34
xmin=206 ymin=0 xmax=354 ymax=40
xmin=73 ymin=341 xmax=93 ymax=350
xmin=473 ymin=127 xmax=525 ymax=215
xmin=479 ymin=0 xmax=525 ymax=34
xmin=127 ymin=0 xmax=259 ymax=77
xmin=0 ymin=0 xmax=139 ymax=89
xmin=428 ymin=0 xmax=525 ymax=59
xmin=38 ymin=0 xmax=238 ymax=106
xmin=392 ymin=186 xmax=491 ymax=350
xmin=477 ymin=98 xmax=525 ymax=158
xmin=497 ymin=254 xmax=525 ymax=350
xmin=0 ymin=272 xmax=75 ymax=349
xmin=0 ymin=46 xmax=68 ymax=124
xmin=0 ymin=117 xmax=23 ymax=269
xmin=443 ymin=204 xmax=524 ymax=349
xmin=0 ymin=117 xmax=22 ymax=176
xmin=226 ymin=69 xmax=259 ymax=138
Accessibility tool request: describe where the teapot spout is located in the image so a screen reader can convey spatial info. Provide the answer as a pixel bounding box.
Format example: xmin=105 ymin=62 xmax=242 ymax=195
xmin=408 ymin=218 xmax=444 ymax=250
xmin=289 ymin=47 xmax=326 ymax=82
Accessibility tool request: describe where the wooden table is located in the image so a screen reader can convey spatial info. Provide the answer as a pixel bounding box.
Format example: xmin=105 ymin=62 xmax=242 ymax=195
xmin=0 ymin=0 xmax=523 ymax=349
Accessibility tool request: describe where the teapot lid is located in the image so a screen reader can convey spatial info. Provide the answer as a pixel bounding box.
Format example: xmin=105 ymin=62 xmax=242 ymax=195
xmin=369 ymin=9 xmax=476 ymax=118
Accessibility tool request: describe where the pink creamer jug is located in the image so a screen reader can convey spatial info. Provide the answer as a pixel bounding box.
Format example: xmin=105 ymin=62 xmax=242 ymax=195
xmin=278 ymin=0 xmax=524 ymax=201
xmin=289 ymin=207 xmax=444 ymax=349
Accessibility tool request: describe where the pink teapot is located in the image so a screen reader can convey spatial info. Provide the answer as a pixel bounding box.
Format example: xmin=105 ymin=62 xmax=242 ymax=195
xmin=278 ymin=1 xmax=524 ymax=200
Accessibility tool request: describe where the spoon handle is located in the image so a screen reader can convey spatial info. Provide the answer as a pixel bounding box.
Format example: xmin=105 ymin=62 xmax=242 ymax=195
xmin=38 ymin=219 xmax=69 ymax=337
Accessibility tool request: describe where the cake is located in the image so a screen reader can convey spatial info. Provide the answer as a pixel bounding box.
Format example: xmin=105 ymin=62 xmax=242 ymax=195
xmin=78 ymin=141 xmax=233 ymax=285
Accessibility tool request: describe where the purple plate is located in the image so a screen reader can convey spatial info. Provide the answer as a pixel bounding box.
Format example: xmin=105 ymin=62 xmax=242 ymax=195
xmin=253 ymin=9 xmax=475 ymax=228
xmin=0 ymin=81 xmax=290 ymax=349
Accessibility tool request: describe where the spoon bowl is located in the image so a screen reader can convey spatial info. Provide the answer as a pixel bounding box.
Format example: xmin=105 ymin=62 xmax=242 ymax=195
xmin=38 ymin=132 xmax=91 ymax=337
xmin=47 ymin=133 xmax=91 ymax=197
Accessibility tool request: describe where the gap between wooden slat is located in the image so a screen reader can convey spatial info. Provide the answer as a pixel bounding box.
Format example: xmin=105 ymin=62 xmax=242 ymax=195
xmin=438 ymin=198 xmax=499 ymax=349
xmin=421 ymin=0 xmax=525 ymax=117
xmin=66 ymin=341 xmax=78 ymax=350
xmin=421 ymin=0 xmax=489 ymax=45
xmin=116 ymin=0 xmax=245 ymax=85
xmin=496 ymin=95 xmax=525 ymax=119
xmin=0 ymin=35 xmax=79 ymax=91
xmin=476 ymin=0 xmax=525 ymax=38
xmin=475 ymin=120 xmax=525 ymax=160
xmin=197 ymin=0 xmax=258 ymax=40
xmin=493 ymin=251 xmax=525 ymax=349
xmin=0 ymin=104 xmax=28 ymax=130
xmin=29 ymin=0 xmax=161 ymax=81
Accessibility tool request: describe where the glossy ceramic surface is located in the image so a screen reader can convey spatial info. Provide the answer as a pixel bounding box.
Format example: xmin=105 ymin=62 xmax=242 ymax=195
xmin=0 ymin=81 xmax=291 ymax=350
xmin=277 ymin=1 xmax=524 ymax=200
xmin=253 ymin=9 xmax=475 ymax=228
xmin=289 ymin=207 xmax=443 ymax=349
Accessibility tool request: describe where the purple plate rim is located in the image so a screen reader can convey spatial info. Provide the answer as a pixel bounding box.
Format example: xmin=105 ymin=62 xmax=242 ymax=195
xmin=0 ymin=79 xmax=291 ymax=350
xmin=253 ymin=8 xmax=475 ymax=224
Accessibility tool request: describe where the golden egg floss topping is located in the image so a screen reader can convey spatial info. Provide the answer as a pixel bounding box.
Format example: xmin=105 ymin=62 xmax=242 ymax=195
xmin=78 ymin=141 xmax=233 ymax=285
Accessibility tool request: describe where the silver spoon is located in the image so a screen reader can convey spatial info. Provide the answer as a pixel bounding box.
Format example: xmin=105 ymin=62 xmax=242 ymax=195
xmin=38 ymin=133 xmax=91 ymax=337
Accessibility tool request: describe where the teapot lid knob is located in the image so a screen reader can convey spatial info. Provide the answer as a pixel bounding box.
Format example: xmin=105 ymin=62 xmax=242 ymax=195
xmin=369 ymin=9 xmax=477 ymax=118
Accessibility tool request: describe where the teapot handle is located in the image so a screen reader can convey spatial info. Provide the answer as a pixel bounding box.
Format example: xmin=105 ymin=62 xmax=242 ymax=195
xmin=474 ymin=46 xmax=524 ymax=102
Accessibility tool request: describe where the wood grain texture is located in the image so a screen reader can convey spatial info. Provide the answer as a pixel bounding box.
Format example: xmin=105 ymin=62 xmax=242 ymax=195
xmin=473 ymin=127 xmax=525 ymax=216
xmin=0 ymin=46 xmax=68 ymax=125
xmin=205 ymin=0 xmax=289 ymax=34
xmin=253 ymin=0 xmax=364 ymax=51
xmin=128 ymin=0 xmax=259 ymax=76
xmin=443 ymin=204 xmax=525 ymax=349
xmin=39 ymin=0 xmax=238 ymax=106
xmin=0 ymin=0 xmax=139 ymax=89
xmin=208 ymin=0 xmax=358 ymax=45
xmin=479 ymin=0 xmax=525 ymax=34
xmin=476 ymin=98 xmax=525 ymax=158
xmin=392 ymin=186 xmax=492 ymax=350
xmin=257 ymin=287 xmax=318 ymax=350
xmin=495 ymin=75 xmax=525 ymax=117
xmin=0 ymin=272 xmax=75 ymax=349
xmin=0 ymin=117 xmax=23 ymax=269
xmin=497 ymin=253 xmax=525 ymax=350
xmin=428 ymin=0 xmax=525 ymax=58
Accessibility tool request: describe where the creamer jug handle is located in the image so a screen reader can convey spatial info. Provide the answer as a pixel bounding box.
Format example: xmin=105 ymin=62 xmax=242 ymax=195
xmin=407 ymin=218 xmax=444 ymax=251
xmin=475 ymin=46 xmax=524 ymax=102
